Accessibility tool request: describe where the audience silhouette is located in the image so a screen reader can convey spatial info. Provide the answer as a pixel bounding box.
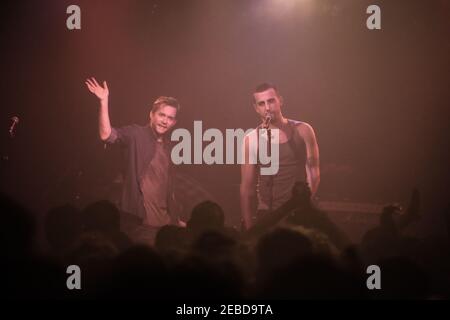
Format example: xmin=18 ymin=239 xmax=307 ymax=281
xmin=0 ymin=182 xmax=448 ymax=299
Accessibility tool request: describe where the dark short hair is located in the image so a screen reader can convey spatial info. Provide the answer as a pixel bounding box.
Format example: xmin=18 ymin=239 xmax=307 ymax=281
xmin=151 ymin=96 xmax=180 ymax=114
xmin=188 ymin=201 xmax=225 ymax=231
xmin=254 ymin=82 xmax=279 ymax=94
xmin=253 ymin=83 xmax=280 ymax=103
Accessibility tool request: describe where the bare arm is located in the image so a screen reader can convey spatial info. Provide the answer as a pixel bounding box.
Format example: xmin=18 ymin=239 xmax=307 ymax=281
xmin=85 ymin=77 xmax=111 ymax=141
xmin=240 ymin=135 xmax=257 ymax=230
xmin=298 ymin=123 xmax=320 ymax=197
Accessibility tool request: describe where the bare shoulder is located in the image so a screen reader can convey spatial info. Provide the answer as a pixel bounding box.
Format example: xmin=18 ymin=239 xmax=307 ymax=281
xmin=244 ymin=128 xmax=257 ymax=138
xmin=293 ymin=120 xmax=316 ymax=139
xmin=243 ymin=128 xmax=258 ymax=145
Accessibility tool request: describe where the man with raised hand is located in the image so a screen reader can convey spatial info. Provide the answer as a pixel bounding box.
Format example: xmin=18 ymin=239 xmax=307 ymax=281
xmin=85 ymin=77 xmax=184 ymax=244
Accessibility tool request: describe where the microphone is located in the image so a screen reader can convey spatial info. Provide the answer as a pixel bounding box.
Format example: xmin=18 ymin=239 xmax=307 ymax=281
xmin=9 ymin=116 xmax=19 ymax=138
xmin=263 ymin=113 xmax=272 ymax=129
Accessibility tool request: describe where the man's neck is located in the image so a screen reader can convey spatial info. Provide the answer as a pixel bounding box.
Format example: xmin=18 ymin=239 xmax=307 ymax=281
xmin=149 ymin=125 xmax=165 ymax=142
xmin=262 ymin=115 xmax=287 ymax=129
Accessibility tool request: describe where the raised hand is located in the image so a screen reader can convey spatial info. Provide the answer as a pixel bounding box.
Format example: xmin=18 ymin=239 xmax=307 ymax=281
xmin=404 ymin=188 xmax=420 ymax=222
xmin=85 ymin=77 xmax=109 ymax=101
xmin=243 ymin=181 xmax=311 ymax=239
xmin=385 ymin=188 xmax=421 ymax=230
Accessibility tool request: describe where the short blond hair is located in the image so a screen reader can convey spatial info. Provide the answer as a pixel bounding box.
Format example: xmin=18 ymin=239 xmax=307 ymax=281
xmin=151 ymin=96 xmax=180 ymax=114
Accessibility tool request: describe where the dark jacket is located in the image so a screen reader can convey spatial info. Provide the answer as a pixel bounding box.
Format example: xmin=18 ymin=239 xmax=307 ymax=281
xmin=104 ymin=124 xmax=179 ymax=223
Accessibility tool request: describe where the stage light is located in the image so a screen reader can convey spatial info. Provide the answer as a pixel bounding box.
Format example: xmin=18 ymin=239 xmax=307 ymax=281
xmin=252 ymin=0 xmax=316 ymax=20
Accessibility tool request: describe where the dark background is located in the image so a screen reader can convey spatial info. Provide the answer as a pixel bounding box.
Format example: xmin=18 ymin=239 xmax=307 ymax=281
xmin=0 ymin=0 xmax=449 ymax=236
